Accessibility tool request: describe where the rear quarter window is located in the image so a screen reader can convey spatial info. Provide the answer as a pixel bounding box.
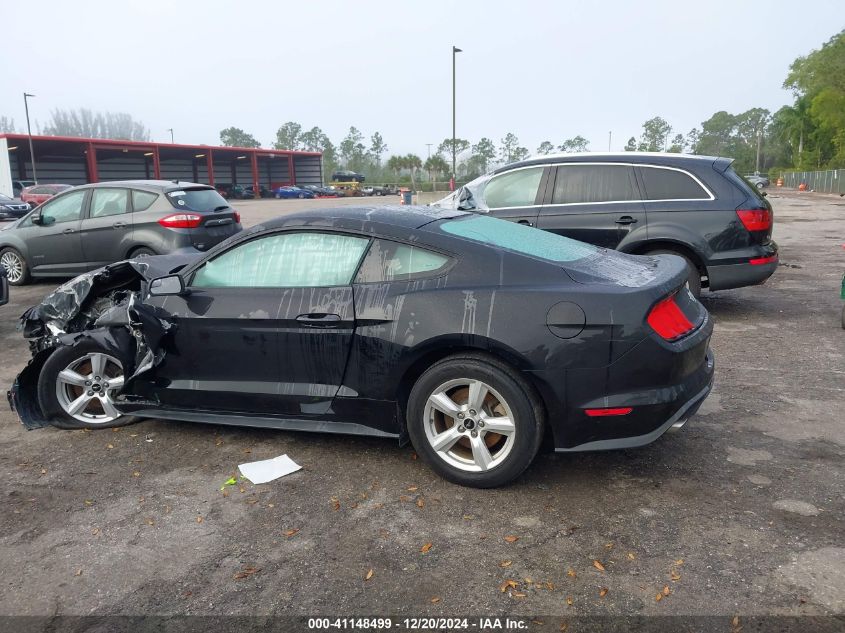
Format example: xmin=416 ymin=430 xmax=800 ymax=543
xmin=166 ymin=188 xmax=229 ymax=211
xmin=639 ymin=166 xmax=711 ymax=200
xmin=132 ymin=190 xmax=159 ymax=211
xmin=355 ymin=239 xmax=451 ymax=283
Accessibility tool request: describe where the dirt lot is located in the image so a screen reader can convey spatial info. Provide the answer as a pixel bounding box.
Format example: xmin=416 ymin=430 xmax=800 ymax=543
xmin=0 ymin=191 xmax=842 ymax=628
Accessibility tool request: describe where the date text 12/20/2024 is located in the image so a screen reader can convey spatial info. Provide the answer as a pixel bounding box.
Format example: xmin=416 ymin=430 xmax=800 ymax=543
xmin=307 ymin=617 xmax=530 ymax=630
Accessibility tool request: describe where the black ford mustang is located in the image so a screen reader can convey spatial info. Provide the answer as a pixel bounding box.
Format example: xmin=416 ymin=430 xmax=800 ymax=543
xmin=9 ymin=206 xmax=714 ymax=487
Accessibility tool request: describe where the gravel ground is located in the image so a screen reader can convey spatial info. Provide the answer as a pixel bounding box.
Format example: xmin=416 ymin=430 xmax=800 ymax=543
xmin=0 ymin=190 xmax=842 ymax=630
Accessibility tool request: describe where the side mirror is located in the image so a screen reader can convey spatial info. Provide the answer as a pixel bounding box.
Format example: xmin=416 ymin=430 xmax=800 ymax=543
xmin=457 ymin=187 xmax=476 ymax=211
xmin=149 ymin=274 xmax=186 ymax=297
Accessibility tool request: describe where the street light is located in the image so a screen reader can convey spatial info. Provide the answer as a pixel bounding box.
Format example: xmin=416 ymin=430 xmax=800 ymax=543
xmin=167 ymin=128 xmax=174 ymax=144
xmin=23 ymin=93 xmax=37 ymax=183
xmin=451 ymin=45 xmax=462 ymax=189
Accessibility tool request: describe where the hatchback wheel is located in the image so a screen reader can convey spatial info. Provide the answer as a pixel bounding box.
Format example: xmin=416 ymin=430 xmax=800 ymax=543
xmin=0 ymin=247 xmax=30 ymax=285
xmin=38 ymin=342 xmax=135 ymax=429
xmin=407 ymin=354 xmax=543 ymax=488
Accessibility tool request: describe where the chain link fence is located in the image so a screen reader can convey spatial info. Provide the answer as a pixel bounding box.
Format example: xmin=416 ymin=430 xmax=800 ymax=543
xmin=779 ymin=169 xmax=845 ymax=194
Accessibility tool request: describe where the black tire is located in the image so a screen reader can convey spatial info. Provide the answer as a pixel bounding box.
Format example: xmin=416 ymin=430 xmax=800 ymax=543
xmin=407 ymin=354 xmax=544 ymax=488
xmin=38 ymin=341 xmax=137 ymax=430
xmin=129 ymin=247 xmax=156 ymax=258
xmin=298 ymin=193 xmax=305 ymax=199
xmin=645 ymin=248 xmax=703 ymax=299
xmin=841 ymin=304 xmax=845 ymax=330
xmin=0 ymin=247 xmax=31 ymax=286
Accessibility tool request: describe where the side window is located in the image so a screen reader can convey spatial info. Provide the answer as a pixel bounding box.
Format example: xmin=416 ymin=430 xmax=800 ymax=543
xmin=355 ymin=239 xmax=451 ymax=283
xmin=90 ymin=189 xmax=129 ymax=218
xmin=29 ymin=187 xmax=46 ymax=194
xmin=482 ymin=167 xmax=544 ymax=209
xmin=39 ymin=190 xmax=86 ymax=225
xmin=551 ymin=165 xmax=635 ymax=204
xmin=192 ymin=232 xmax=370 ymax=289
xmin=639 ymin=167 xmax=710 ymax=200
xmin=132 ymin=190 xmax=158 ymax=211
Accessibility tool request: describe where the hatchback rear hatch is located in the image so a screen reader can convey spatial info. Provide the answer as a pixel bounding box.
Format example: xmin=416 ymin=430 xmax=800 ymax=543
xmin=163 ymin=187 xmax=242 ymax=251
xmin=723 ymin=168 xmax=774 ymax=246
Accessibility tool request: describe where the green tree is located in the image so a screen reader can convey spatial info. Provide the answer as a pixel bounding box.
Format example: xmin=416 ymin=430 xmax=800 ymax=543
xmin=405 ymin=154 xmax=422 ymax=189
xmin=536 ymin=141 xmax=555 ymax=155
xmin=0 ymin=116 xmax=16 ymax=133
xmin=424 ymin=155 xmax=449 ymax=188
xmin=339 ymin=126 xmax=366 ymax=169
xmin=499 ymin=132 xmax=523 ymax=163
xmin=558 ymin=136 xmax=589 ymax=152
xmin=386 ymin=155 xmax=403 ymax=179
xmin=636 ymin=117 xmax=672 ymax=151
xmin=438 ymin=137 xmax=471 ymax=175
xmin=624 ymin=136 xmax=638 ymax=151
xmin=471 ymin=137 xmax=497 ymax=173
xmin=300 ymin=126 xmax=327 ymax=152
xmin=667 ymin=134 xmax=686 ymax=153
xmin=273 ymin=122 xmax=303 ymax=150
xmin=369 ymin=132 xmax=388 ymax=165
xmin=219 ymin=127 xmax=260 ymax=148
xmin=43 ymin=108 xmax=149 ymax=140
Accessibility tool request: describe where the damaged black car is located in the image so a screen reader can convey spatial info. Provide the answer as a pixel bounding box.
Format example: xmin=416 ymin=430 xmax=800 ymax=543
xmin=9 ymin=206 xmax=714 ymax=488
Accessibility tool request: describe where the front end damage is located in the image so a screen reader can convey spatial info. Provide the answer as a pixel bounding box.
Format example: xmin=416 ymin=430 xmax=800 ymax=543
xmin=7 ymin=256 xmax=188 ymax=429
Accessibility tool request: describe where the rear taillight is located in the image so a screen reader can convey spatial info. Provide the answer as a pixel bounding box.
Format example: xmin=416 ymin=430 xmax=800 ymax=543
xmin=234 ymin=211 xmax=241 ymax=224
xmin=647 ymin=293 xmax=695 ymax=341
xmin=585 ymin=407 xmax=633 ymax=417
xmin=749 ymin=254 xmax=778 ymax=265
xmin=158 ymin=213 xmax=202 ymax=229
xmin=736 ymin=208 xmax=772 ymax=232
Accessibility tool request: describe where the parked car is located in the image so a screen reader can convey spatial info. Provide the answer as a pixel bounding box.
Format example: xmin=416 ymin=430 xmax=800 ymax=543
xmin=12 ymin=180 xmax=36 ymax=198
xmin=0 ymin=193 xmax=31 ymax=220
xmin=299 ymin=185 xmax=335 ymax=197
xmin=274 ymin=186 xmax=316 ymax=199
xmin=362 ymin=186 xmax=375 ymax=196
xmin=243 ymin=185 xmax=273 ymax=198
xmin=331 ymin=170 xmax=365 ymax=183
xmin=745 ymin=174 xmax=770 ymax=188
xmin=215 ymin=183 xmax=247 ymax=199
xmin=0 ymin=180 xmax=242 ymax=286
xmin=21 ymin=184 xmax=72 ymax=207
xmin=10 ymin=205 xmax=714 ymax=488
xmin=432 ymin=152 xmax=778 ymax=297
xmin=371 ymin=184 xmax=400 ymax=196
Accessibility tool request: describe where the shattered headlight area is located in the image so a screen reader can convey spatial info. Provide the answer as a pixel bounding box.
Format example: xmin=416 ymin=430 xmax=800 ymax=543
xmin=7 ymin=260 xmax=179 ymax=430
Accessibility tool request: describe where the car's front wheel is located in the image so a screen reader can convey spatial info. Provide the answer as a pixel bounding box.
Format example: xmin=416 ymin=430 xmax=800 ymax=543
xmin=38 ymin=341 xmax=135 ymax=429
xmin=407 ymin=354 xmax=543 ymax=488
xmin=0 ymin=247 xmax=30 ymax=286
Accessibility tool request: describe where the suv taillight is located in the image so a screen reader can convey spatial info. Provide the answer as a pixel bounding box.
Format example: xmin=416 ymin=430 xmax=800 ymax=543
xmin=647 ymin=293 xmax=694 ymax=341
xmin=736 ymin=208 xmax=772 ymax=232
xmin=158 ymin=213 xmax=202 ymax=229
xmin=233 ymin=211 xmax=241 ymax=224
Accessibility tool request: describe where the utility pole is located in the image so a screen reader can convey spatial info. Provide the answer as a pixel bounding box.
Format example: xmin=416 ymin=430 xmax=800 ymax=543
xmin=167 ymin=128 xmax=174 ymax=144
xmin=608 ymin=131 xmax=612 ymax=152
xmin=23 ymin=93 xmax=37 ymax=183
xmin=755 ymin=128 xmax=763 ymax=175
xmin=426 ymin=143 xmax=432 ymax=159
xmin=451 ymin=45 xmax=462 ymax=189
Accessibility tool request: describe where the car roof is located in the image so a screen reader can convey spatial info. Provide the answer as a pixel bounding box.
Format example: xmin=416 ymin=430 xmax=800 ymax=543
xmin=73 ymin=180 xmax=212 ymax=193
xmin=494 ymin=151 xmax=732 ymax=174
xmin=258 ymin=205 xmax=469 ymax=232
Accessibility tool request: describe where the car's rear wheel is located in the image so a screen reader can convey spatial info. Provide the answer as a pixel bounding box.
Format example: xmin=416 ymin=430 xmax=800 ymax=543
xmin=129 ymin=246 xmax=156 ymax=258
xmin=38 ymin=341 xmax=135 ymax=430
xmin=298 ymin=193 xmax=305 ymax=199
xmin=0 ymin=247 xmax=30 ymax=286
xmin=407 ymin=355 xmax=543 ymax=488
xmin=645 ymin=248 xmax=702 ymax=298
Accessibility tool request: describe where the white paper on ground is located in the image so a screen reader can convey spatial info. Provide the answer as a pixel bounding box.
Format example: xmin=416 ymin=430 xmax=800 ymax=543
xmin=238 ymin=454 xmax=302 ymax=484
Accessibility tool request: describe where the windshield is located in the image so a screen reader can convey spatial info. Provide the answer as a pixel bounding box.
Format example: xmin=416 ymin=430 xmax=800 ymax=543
xmin=166 ymin=188 xmax=229 ymax=211
xmin=439 ymin=215 xmax=596 ymax=263
xmin=0 ymin=194 xmax=13 ymax=203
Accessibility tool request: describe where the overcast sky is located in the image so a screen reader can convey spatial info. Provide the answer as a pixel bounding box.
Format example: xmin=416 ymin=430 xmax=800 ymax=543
xmin=3 ymin=0 xmax=842 ymax=156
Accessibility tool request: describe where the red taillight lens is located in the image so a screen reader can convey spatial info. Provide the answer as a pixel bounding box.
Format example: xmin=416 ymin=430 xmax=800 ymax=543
xmin=158 ymin=213 xmax=202 ymax=229
xmin=647 ymin=294 xmax=694 ymax=341
xmin=585 ymin=407 xmax=633 ymax=417
xmin=233 ymin=211 xmax=241 ymax=224
xmin=736 ymin=208 xmax=772 ymax=232
xmin=749 ymin=254 xmax=778 ymax=265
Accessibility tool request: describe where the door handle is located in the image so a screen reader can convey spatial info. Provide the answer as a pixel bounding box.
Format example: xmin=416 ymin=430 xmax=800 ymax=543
xmin=517 ymin=220 xmax=533 ymax=227
xmin=62 ymin=228 xmax=76 ymax=234
xmin=112 ymin=221 xmax=128 ymax=228
xmin=615 ymin=216 xmax=638 ymax=225
xmin=296 ymin=313 xmax=342 ymax=327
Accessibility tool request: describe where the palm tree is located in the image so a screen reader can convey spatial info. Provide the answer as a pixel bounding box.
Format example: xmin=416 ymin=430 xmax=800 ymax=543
xmin=405 ymin=154 xmax=422 ymax=190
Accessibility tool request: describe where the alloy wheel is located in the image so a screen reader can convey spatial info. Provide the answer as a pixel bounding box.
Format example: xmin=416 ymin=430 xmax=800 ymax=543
xmin=55 ymin=353 xmax=125 ymax=424
xmin=423 ymin=378 xmax=516 ymax=472
xmin=1 ymin=251 xmax=23 ymax=283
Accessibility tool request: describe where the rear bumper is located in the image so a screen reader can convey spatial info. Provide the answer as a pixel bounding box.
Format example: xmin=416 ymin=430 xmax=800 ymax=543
xmin=707 ymin=243 xmax=778 ymax=291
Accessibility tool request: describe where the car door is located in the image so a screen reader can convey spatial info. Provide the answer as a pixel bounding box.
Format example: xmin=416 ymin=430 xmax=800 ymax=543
xmin=80 ymin=187 xmax=132 ymax=268
xmin=144 ymin=230 xmax=370 ymax=416
xmin=481 ymin=165 xmax=549 ymax=227
xmin=27 ymin=189 xmax=88 ymax=276
xmin=535 ymin=163 xmax=647 ymax=249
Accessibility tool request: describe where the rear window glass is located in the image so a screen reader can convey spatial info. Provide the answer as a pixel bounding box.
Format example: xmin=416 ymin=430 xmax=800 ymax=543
xmin=166 ymin=188 xmax=229 ymax=211
xmin=727 ymin=169 xmax=768 ymax=205
xmin=639 ymin=167 xmax=710 ymax=200
xmin=439 ymin=215 xmax=596 ymax=263
xmin=132 ymin=190 xmax=158 ymax=211
xmin=355 ymin=239 xmax=451 ymax=283
xmin=552 ymin=165 xmax=635 ymax=204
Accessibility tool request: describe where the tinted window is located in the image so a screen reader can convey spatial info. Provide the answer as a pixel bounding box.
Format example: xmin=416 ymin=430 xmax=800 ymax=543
xmin=132 ymin=190 xmax=158 ymax=211
xmin=90 ymin=188 xmax=129 ymax=218
xmin=552 ymin=165 xmax=635 ymax=204
xmin=39 ymin=190 xmax=86 ymax=225
xmin=192 ymin=232 xmax=369 ymax=288
xmin=440 ymin=215 xmax=596 ymax=263
xmin=166 ymin=188 xmax=229 ymax=211
xmin=639 ymin=167 xmax=709 ymax=200
xmin=355 ymin=240 xmax=451 ymax=283
xmin=29 ymin=187 xmax=47 ymax=194
xmin=482 ymin=167 xmax=544 ymax=209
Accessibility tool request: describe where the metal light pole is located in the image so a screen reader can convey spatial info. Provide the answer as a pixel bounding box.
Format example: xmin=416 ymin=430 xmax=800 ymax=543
xmin=608 ymin=131 xmax=612 ymax=152
xmin=451 ymin=45 xmax=462 ymax=189
xmin=755 ymin=128 xmax=762 ymax=175
xmin=167 ymin=128 xmax=174 ymax=144
xmin=23 ymin=93 xmax=37 ymax=183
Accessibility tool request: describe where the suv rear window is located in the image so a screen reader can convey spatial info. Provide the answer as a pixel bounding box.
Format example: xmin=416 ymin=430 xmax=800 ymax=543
xmin=639 ymin=167 xmax=710 ymax=200
xmin=439 ymin=215 xmax=596 ymax=263
xmin=166 ymin=188 xmax=229 ymax=211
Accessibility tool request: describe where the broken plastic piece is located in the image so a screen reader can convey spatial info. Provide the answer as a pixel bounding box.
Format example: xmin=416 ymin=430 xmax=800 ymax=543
xmin=238 ymin=454 xmax=301 ymax=484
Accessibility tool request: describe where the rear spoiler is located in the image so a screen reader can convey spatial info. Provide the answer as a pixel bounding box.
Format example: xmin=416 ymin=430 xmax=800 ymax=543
xmin=711 ymin=157 xmax=734 ymax=173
